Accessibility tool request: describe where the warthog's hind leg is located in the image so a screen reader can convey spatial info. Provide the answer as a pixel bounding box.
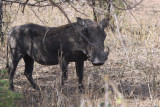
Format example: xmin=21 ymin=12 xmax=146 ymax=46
xmin=23 ymin=55 xmax=39 ymax=90
xmin=60 ymin=58 xmax=69 ymax=85
xmin=8 ymin=51 xmax=22 ymax=91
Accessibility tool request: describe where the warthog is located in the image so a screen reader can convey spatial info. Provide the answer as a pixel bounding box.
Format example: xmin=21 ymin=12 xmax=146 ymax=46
xmin=8 ymin=17 xmax=109 ymax=92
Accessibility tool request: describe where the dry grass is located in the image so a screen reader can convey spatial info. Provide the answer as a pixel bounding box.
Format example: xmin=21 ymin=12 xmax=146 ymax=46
xmin=1 ymin=0 xmax=160 ymax=107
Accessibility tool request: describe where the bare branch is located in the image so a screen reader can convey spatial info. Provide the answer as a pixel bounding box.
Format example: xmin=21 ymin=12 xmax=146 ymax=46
xmin=92 ymin=0 xmax=98 ymax=22
xmin=108 ymin=0 xmax=144 ymax=10
xmin=3 ymin=0 xmax=63 ymax=7
xmin=48 ymin=0 xmax=71 ymax=24
xmin=30 ymin=7 xmax=46 ymax=24
xmin=111 ymin=0 xmax=130 ymax=65
xmin=67 ymin=2 xmax=87 ymax=17
xmin=22 ymin=0 xmax=29 ymax=13
xmin=122 ymin=0 xmax=140 ymax=27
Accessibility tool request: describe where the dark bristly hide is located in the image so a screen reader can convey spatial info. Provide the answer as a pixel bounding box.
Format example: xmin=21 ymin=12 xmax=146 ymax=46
xmin=8 ymin=17 xmax=109 ymax=92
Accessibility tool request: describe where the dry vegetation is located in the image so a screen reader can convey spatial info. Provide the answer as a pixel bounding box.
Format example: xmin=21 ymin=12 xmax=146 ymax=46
xmin=0 ymin=0 xmax=160 ymax=107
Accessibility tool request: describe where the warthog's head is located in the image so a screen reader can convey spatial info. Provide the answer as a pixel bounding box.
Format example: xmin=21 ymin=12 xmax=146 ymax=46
xmin=76 ymin=17 xmax=110 ymax=66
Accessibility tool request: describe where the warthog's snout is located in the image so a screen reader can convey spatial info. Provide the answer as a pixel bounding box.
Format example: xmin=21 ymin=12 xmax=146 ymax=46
xmin=91 ymin=46 xmax=109 ymax=66
xmin=91 ymin=52 xmax=108 ymax=66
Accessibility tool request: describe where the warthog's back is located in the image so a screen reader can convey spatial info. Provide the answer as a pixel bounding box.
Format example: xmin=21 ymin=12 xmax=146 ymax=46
xmin=8 ymin=22 xmax=87 ymax=65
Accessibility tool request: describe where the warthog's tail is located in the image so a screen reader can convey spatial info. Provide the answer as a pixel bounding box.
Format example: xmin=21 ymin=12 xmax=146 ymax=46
xmin=6 ymin=39 xmax=9 ymax=69
xmin=5 ymin=29 xmax=12 ymax=70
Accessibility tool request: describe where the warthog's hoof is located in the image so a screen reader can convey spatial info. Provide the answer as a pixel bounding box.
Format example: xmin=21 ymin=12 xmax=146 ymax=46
xmin=63 ymin=76 xmax=68 ymax=81
xmin=9 ymin=86 xmax=14 ymax=91
xmin=33 ymin=85 xmax=40 ymax=90
xmin=79 ymin=84 xmax=85 ymax=94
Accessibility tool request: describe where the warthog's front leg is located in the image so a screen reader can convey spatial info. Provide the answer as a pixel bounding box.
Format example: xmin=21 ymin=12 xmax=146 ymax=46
xmin=75 ymin=61 xmax=84 ymax=93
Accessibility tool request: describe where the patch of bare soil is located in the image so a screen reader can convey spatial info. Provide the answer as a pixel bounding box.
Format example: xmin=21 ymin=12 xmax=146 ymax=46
xmin=1 ymin=41 xmax=160 ymax=107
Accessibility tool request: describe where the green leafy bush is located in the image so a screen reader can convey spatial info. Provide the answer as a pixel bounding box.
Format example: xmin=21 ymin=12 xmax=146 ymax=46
xmin=0 ymin=69 xmax=22 ymax=107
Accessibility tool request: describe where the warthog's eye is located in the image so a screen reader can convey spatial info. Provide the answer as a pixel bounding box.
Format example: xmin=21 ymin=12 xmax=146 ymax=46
xmin=97 ymin=26 xmax=106 ymax=40
xmin=83 ymin=28 xmax=90 ymax=38
xmin=83 ymin=28 xmax=88 ymax=33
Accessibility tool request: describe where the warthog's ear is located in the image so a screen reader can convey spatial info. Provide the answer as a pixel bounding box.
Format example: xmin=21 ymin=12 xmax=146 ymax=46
xmin=99 ymin=18 xmax=110 ymax=29
xmin=76 ymin=17 xmax=86 ymax=26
